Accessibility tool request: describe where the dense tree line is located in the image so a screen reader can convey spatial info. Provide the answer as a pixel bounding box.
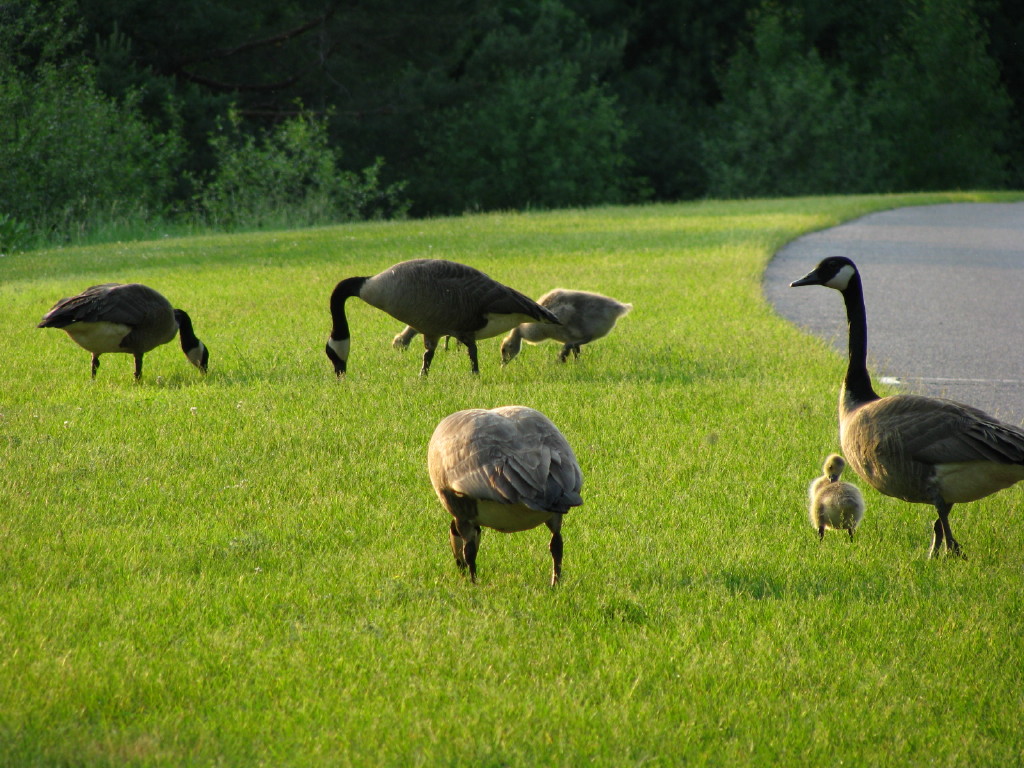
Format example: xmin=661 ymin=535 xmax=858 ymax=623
xmin=0 ymin=0 xmax=1019 ymax=245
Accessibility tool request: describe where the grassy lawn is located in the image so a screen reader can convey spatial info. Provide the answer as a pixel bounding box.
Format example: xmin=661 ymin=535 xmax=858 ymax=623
xmin=2 ymin=192 xmax=1022 ymax=766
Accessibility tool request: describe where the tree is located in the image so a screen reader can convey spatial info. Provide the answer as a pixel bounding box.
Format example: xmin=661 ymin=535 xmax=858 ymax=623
xmin=869 ymin=0 xmax=1010 ymax=190
xmin=701 ymin=9 xmax=879 ymax=198
xmin=414 ymin=1 xmax=631 ymax=213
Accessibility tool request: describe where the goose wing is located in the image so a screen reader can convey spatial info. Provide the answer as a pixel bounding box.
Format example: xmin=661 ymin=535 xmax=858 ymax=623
xmin=38 ymin=283 xmax=169 ymax=328
xmin=877 ymin=395 xmax=1024 ymax=466
xmin=473 ymin=279 xmax=560 ymax=325
xmin=430 ymin=407 xmax=583 ymax=513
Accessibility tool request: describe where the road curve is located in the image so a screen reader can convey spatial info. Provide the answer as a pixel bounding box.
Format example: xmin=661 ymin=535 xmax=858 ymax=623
xmin=764 ymin=202 xmax=1024 ymax=426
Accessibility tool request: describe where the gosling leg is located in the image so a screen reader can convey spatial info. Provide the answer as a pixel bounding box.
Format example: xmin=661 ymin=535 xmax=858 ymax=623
xmin=420 ymin=336 xmax=438 ymax=376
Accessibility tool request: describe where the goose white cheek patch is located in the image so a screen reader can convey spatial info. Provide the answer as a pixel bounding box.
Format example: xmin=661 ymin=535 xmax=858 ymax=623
xmin=327 ymin=337 xmax=350 ymax=361
xmin=187 ymin=342 xmax=207 ymax=369
xmin=826 ymin=264 xmax=856 ymax=291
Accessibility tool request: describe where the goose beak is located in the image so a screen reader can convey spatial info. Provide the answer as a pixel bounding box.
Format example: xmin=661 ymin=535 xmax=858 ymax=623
xmin=790 ymin=269 xmax=823 ymax=288
xmin=828 ymin=473 xmax=840 ymax=483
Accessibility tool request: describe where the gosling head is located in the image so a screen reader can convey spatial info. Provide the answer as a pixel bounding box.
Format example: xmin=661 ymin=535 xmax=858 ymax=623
xmin=822 ymin=453 xmax=846 ymax=483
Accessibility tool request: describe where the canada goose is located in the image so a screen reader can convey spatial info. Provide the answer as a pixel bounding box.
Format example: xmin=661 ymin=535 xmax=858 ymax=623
xmin=326 ymin=259 xmax=560 ymax=376
xmin=427 ymin=406 xmax=583 ymax=585
xmin=808 ymin=454 xmax=865 ymax=541
xmin=791 ymin=256 xmax=1024 ymax=557
xmin=500 ymin=289 xmax=633 ymax=364
xmin=37 ymin=283 xmax=209 ymax=380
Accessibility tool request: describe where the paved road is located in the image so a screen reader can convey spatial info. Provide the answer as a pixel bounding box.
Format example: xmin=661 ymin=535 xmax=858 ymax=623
xmin=764 ymin=202 xmax=1024 ymax=426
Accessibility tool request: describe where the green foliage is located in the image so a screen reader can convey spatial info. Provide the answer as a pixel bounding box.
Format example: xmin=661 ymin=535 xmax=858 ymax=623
xmin=419 ymin=64 xmax=630 ymax=213
xmin=0 ymin=0 xmax=83 ymax=71
xmin=196 ymin=108 xmax=408 ymax=230
xmin=1 ymin=0 xmax=1022 ymax=237
xmin=2 ymin=194 xmax=1023 ymax=766
xmin=0 ymin=62 xmax=184 ymax=241
xmin=416 ymin=2 xmax=631 ymax=213
xmin=702 ymin=10 xmax=881 ymax=198
xmin=868 ymin=0 xmax=1011 ymax=190
xmin=0 ymin=212 xmax=30 ymax=255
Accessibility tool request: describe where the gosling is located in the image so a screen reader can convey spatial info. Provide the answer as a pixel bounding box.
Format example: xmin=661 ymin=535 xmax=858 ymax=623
xmin=808 ymin=454 xmax=865 ymax=541
xmin=500 ymin=288 xmax=631 ymax=364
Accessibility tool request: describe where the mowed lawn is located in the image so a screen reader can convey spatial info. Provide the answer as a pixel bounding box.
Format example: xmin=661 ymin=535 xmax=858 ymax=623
xmin=1 ymin=193 xmax=1022 ymax=767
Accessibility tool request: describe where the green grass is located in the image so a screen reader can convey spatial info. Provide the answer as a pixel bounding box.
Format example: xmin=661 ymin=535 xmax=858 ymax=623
xmin=2 ymin=192 xmax=1023 ymax=767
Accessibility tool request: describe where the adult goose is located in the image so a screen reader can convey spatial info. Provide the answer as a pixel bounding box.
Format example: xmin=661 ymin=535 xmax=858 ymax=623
xmin=791 ymin=256 xmax=1024 ymax=557
xmin=500 ymin=288 xmax=632 ymax=364
xmin=326 ymin=259 xmax=560 ymax=376
xmin=427 ymin=406 xmax=583 ymax=585
xmin=38 ymin=283 xmax=209 ymax=380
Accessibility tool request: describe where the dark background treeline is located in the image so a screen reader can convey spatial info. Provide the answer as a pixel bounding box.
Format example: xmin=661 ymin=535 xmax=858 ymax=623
xmin=0 ymin=0 xmax=1019 ymax=246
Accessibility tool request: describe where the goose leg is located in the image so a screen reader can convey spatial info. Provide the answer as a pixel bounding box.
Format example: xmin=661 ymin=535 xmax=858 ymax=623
xmin=464 ymin=338 xmax=480 ymax=374
xmin=420 ymin=336 xmax=439 ymax=376
xmin=449 ymin=520 xmax=467 ymax=572
xmin=546 ymin=515 xmax=564 ymax=586
xmin=91 ymin=354 xmax=101 ymax=379
xmin=133 ymin=353 xmax=144 ymax=381
xmin=558 ymin=343 xmax=572 ymax=363
xmin=454 ymin=519 xmax=481 ymax=583
xmin=929 ymin=518 xmax=944 ymax=558
xmin=935 ymin=502 xmax=963 ymax=558
xmin=847 ymin=528 xmax=855 ymax=542
xmin=817 ymin=526 xmax=825 ymax=542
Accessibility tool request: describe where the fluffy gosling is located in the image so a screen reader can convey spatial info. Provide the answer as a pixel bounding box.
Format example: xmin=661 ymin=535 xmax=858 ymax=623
xmin=809 ymin=454 xmax=865 ymax=542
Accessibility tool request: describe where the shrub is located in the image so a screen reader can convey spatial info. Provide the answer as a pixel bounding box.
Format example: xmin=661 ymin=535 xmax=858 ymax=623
xmin=0 ymin=212 xmax=30 ymax=255
xmin=0 ymin=62 xmax=184 ymax=240
xmin=195 ymin=108 xmax=408 ymax=230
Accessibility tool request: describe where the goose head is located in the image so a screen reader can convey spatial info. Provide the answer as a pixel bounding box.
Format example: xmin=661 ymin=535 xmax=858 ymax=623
xmin=790 ymin=256 xmax=859 ymax=291
xmin=173 ymin=309 xmax=209 ymax=373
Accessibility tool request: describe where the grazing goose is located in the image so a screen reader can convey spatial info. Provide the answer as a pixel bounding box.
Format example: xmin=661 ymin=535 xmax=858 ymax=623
xmin=500 ymin=289 xmax=633 ymax=364
xmin=791 ymin=256 xmax=1024 ymax=557
xmin=37 ymin=283 xmax=209 ymax=380
xmin=808 ymin=454 xmax=865 ymax=541
xmin=427 ymin=406 xmax=583 ymax=585
xmin=326 ymin=259 xmax=560 ymax=376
